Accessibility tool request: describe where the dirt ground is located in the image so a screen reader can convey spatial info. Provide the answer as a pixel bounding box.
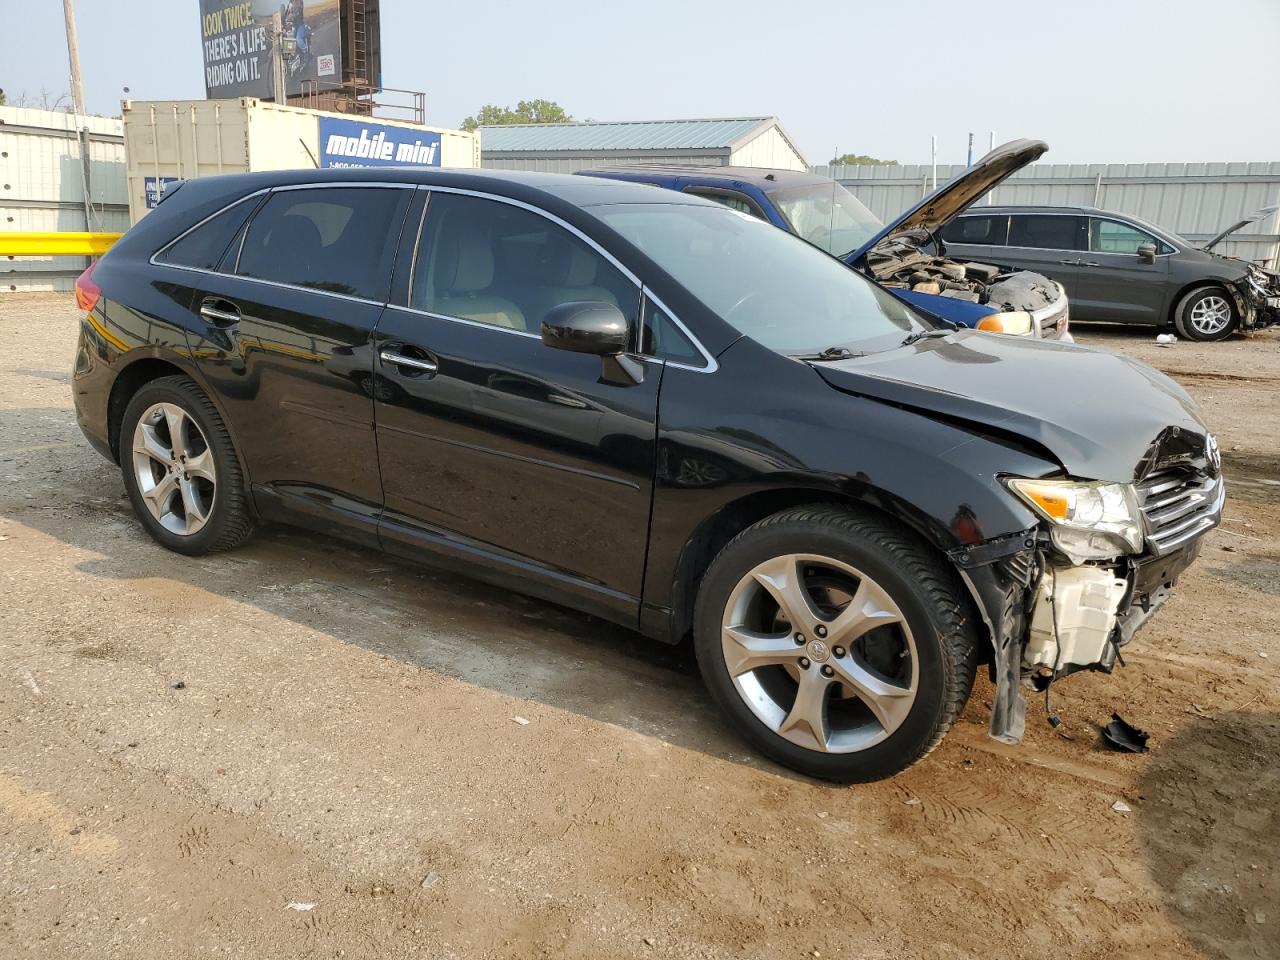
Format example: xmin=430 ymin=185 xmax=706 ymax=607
xmin=1 ymin=295 xmax=1277 ymax=960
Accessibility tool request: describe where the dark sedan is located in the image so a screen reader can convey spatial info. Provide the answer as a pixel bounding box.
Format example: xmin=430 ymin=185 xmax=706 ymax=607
xmin=72 ymin=168 xmax=1222 ymax=781
xmin=942 ymin=204 xmax=1280 ymax=341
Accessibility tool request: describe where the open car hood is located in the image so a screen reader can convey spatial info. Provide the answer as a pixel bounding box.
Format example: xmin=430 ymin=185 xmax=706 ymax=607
xmin=847 ymin=139 xmax=1048 ymax=264
xmin=1202 ymin=205 xmax=1279 ymax=252
xmin=813 ymin=331 xmax=1209 ymax=483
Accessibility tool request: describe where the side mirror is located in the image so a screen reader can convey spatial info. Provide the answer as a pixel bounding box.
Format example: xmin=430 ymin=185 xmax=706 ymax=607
xmin=541 ymin=301 xmax=628 ymax=355
xmin=541 ymin=300 xmax=643 ymax=385
xmin=1136 ymin=242 xmax=1157 ymax=264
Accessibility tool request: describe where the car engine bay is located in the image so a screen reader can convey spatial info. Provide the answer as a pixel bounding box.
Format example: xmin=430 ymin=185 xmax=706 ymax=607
xmin=864 ymin=230 xmax=1061 ymax=312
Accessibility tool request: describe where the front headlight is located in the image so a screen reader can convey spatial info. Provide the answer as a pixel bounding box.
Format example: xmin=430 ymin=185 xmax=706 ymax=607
xmin=976 ymin=311 xmax=1033 ymax=335
xmin=1007 ymin=478 xmax=1144 ymax=562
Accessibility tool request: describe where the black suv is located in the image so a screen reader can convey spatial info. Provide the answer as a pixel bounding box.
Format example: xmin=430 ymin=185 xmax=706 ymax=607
xmin=72 ymin=169 xmax=1223 ymax=781
xmin=942 ymin=205 xmax=1280 ymax=341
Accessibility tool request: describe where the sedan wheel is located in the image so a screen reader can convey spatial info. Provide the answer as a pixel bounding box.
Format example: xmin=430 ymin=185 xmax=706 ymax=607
xmin=721 ymin=554 xmax=917 ymax=754
xmin=131 ymin=402 xmax=216 ymax=536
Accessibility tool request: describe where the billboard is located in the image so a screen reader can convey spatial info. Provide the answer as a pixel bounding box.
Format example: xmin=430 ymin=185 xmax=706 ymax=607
xmin=200 ymin=0 xmax=344 ymax=100
xmin=319 ymin=117 xmax=442 ymax=169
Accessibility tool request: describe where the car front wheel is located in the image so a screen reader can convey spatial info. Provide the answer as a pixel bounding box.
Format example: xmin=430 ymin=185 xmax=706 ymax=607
xmin=694 ymin=505 xmax=979 ymax=782
xmin=1174 ymin=286 xmax=1237 ymax=342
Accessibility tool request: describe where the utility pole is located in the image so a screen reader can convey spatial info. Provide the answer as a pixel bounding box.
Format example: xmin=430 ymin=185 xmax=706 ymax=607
xmin=62 ymin=0 xmax=86 ymax=116
xmin=63 ymin=0 xmax=94 ymax=236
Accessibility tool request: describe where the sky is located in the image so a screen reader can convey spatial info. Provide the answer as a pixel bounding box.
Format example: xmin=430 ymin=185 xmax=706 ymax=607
xmin=6 ymin=0 xmax=1280 ymax=166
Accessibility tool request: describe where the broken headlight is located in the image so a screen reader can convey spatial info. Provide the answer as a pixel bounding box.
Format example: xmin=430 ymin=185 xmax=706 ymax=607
xmin=1006 ymin=478 xmax=1144 ymax=562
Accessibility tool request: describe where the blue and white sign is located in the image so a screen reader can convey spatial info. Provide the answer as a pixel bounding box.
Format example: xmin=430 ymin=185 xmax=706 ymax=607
xmin=144 ymin=176 xmax=179 ymax=208
xmin=318 ymin=117 xmax=442 ymax=169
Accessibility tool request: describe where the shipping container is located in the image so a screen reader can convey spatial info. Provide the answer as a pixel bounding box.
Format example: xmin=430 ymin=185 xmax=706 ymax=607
xmin=122 ymin=99 xmax=480 ymax=223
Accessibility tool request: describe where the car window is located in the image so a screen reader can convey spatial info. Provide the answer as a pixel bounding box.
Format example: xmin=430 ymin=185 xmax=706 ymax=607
xmin=641 ymin=298 xmax=702 ymax=364
xmin=941 ymin=215 xmax=1008 ymax=246
xmin=769 ymin=182 xmax=883 ymax=258
xmin=1007 ymin=214 xmax=1085 ymax=251
xmin=686 ymin=190 xmax=764 ymax=220
xmin=411 ymin=192 xmax=639 ymax=334
xmin=236 ymin=187 xmax=410 ymax=300
xmin=595 ymin=202 xmax=925 ymax=357
xmin=1090 ymin=218 xmax=1161 ymax=255
xmin=156 ymin=196 xmax=260 ymax=271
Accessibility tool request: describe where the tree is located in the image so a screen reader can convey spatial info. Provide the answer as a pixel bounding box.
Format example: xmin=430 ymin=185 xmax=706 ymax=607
xmin=4 ymin=88 xmax=71 ymax=111
xmin=829 ymin=153 xmax=896 ymax=166
xmin=461 ymin=99 xmax=572 ymax=131
xmin=0 ymin=89 xmax=6 ymax=106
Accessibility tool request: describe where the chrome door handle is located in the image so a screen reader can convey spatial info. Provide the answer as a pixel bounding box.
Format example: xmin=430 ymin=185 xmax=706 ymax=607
xmin=379 ymin=349 xmax=437 ymax=373
xmin=199 ymin=300 xmax=240 ymax=325
xmin=1057 ymin=258 xmax=1080 ymax=265
xmin=1081 ymin=261 xmax=1101 ymax=267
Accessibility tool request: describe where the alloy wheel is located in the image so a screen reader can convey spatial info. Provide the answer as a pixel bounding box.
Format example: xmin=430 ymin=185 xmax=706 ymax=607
xmin=1188 ymin=295 xmax=1232 ymax=337
xmin=720 ymin=554 xmax=918 ymax=753
xmin=131 ymin=402 xmax=216 ymax=536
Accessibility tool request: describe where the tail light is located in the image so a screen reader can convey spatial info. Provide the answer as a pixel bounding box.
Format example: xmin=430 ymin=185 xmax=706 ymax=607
xmin=75 ymin=261 xmax=101 ymax=312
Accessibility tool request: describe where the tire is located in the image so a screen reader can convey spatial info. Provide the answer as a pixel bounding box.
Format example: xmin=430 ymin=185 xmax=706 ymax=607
xmin=1174 ymin=286 xmax=1237 ymax=342
xmin=119 ymin=375 xmax=255 ymax=555
xmin=693 ymin=505 xmax=978 ymax=782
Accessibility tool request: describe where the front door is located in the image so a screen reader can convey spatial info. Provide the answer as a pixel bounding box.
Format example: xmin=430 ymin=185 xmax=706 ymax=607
xmin=184 ymin=184 xmax=413 ymax=541
xmin=1073 ymin=217 xmax=1171 ymax=324
xmin=372 ymin=190 xmax=660 ymax=623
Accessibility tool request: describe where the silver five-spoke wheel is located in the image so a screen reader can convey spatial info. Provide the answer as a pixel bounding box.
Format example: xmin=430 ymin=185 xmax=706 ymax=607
xmin=1188 ymin=294 xmax=1232 ymax=338
xmin=721 ymin=553 xmax=917 ymax=754
xmin=131 ymin=402 xmax=216 ymax=536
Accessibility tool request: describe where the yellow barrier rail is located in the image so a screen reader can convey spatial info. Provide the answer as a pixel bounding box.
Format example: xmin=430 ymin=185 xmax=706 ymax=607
xmin=0 ymin=232 xmax=122 ymax=257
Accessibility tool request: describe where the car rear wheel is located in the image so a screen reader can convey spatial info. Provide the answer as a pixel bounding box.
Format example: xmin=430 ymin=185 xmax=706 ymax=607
xmin=693 ymin=505 xmax=979 ymax=782
xmin=1175 ymin=286 xmax=1237 ymax=342
xmin=120 ymin=375 xmax=255 ymax=555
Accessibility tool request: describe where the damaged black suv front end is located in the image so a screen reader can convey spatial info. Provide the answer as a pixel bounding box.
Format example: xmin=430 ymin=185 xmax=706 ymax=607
xmin=952 ymin=427 xmax=1224 ymax=743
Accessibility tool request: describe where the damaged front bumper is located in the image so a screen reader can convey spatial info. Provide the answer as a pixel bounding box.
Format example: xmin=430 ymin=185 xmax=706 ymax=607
xmin=1235 ymin=267 xmax=1280 ymax=330
xmin=950 ymin=523 xmax=1211 ymax=744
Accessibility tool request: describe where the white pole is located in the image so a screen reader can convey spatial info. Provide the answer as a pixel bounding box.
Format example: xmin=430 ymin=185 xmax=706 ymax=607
xmin=930 ymin=135 xmax=937 ymax=191
xmin=987 ymin=131 xmax=996 ymax=204
xmin=62 ymin=0 xmax=86 ymax=117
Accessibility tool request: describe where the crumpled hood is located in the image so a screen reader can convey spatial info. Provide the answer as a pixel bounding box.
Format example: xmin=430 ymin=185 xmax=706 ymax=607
xmin=814 ymin=331 xmax=1209 ymax=483
xmin=848 ymin=139 xmax=1048 ymax=264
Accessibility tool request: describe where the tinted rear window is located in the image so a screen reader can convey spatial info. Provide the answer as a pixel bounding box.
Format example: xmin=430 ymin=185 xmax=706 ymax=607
xmin=942 ymin=215 xmax=1008 ymax=246
xmin=1008 ymin=214 xmax=1085 ymax=251
xmin=237 ymin=187 xmax=410 ymax=300
xmin=156 ymin=196 xmax=259 ymax=270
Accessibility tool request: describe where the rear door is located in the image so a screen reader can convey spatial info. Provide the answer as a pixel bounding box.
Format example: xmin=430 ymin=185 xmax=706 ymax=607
xmin=370 ymin=189 xmax=662 ymax=623
xmin=182 ymin=183 xmax=414 ymax=542
xmin=1075 ymin=217 xmax=1171 ymax=324
xmin=1003 ymin=214 xmax=1087 ymax=302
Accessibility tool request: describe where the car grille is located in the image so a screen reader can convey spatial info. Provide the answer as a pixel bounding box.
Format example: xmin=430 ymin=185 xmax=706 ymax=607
xmin=1137 ymin=467 xmax=1225 ymax=556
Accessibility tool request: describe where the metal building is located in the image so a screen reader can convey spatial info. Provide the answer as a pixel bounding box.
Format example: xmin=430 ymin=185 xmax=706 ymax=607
xmin=1 ymin=106 xmax=128 ymax=292
xmin=816 ymin=160 xmax=1280 ymax=267
xmin=480 ymin=117 xmax=807 ymax=174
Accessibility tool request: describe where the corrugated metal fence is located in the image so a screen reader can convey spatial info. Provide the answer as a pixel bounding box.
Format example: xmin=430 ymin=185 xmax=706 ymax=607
xmin=812 ymin=161 xmax=1280 ymax=267
xmin=1 ymin=106 xmax=128 ymax=292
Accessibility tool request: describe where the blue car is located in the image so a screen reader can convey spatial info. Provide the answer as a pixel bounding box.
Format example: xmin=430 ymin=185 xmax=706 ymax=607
xmin=581 ymin=139 xmax=1070 ymax=340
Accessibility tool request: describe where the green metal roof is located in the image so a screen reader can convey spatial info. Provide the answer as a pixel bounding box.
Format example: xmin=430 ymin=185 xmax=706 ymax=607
xmin=479 ymin=117 xmax=776 ymax=153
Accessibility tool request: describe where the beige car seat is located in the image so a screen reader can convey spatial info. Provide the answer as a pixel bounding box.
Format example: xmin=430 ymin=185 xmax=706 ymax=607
xmin=432 ymin=225 xmax=526 ymax=331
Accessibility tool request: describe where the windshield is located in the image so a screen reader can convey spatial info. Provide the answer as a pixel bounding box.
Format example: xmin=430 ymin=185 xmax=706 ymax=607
xmin=594 ymin=202 xmax=929 ymax=356
xmin=770 ymin=182 xmax=883 ymax=258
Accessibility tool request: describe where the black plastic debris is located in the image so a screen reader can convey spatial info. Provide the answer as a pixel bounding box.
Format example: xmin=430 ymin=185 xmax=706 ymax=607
xmin=1103 ymin=713 xmax=1150 ymax=753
